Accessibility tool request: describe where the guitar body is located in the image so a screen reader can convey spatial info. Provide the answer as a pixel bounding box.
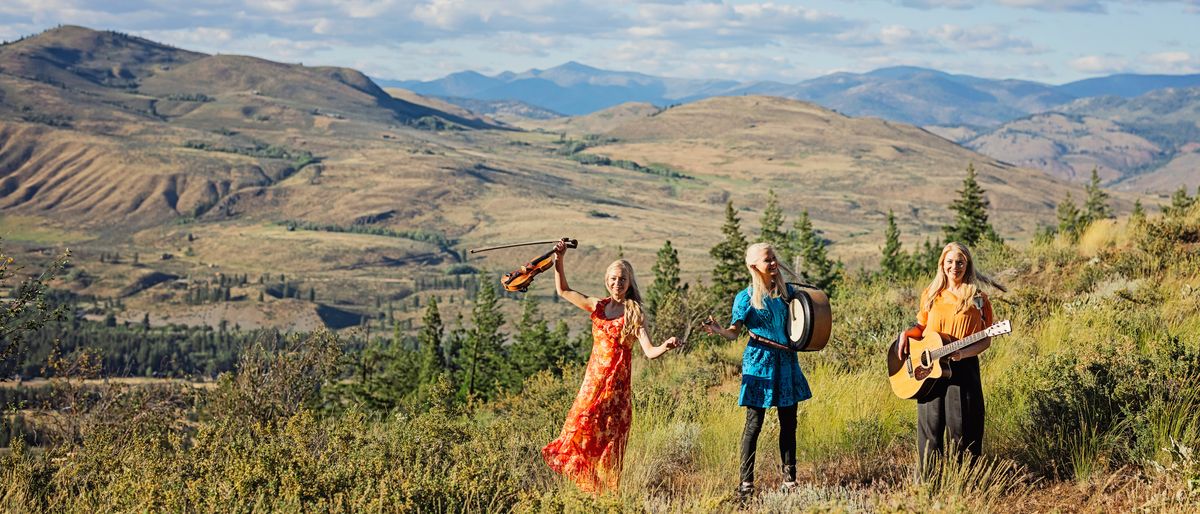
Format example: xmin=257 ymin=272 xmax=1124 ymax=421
xmin=887 ymin=332 xmax=953 ymax=400
xmin=887 ymin=319 xmax=1010 ymax=400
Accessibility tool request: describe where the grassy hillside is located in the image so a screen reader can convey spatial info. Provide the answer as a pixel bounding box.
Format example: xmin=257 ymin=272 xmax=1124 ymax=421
xmin=967 ymin=88 xmax=1200 ymax=192
xmin=0 ymin=26 xmax=1140 ymax=339
xmin=966 ymin=113 xmax=1163 ymax=184
xmin=4 ymin=205 xmax=1198 ymax=512
xmin=587 ymin=96 xmax=1084 ymax=257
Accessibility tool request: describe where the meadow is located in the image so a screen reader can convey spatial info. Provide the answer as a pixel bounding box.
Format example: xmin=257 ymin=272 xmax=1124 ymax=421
xmin=3 ymin=202 xmax=1198 ymax=513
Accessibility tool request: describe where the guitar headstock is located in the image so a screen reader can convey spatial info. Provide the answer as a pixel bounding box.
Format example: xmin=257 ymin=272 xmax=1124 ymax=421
xmin=984 ymin=319 xmax=1012 ymax=337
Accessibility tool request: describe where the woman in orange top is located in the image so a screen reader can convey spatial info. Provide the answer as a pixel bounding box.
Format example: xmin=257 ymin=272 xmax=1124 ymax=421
xmin=541 ymin=239 xmax=683 ymax=494
xmin=896 ymin=242 xmax=1006 ymax=470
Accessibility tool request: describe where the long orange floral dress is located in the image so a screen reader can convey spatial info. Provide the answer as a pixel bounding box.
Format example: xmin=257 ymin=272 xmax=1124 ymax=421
xmin=542 ymin=298 xmax=633 ymax=494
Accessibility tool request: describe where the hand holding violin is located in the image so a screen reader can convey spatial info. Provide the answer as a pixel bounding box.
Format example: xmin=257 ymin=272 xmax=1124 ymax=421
xmin=553 ymin=238 xmax=571 ymax=259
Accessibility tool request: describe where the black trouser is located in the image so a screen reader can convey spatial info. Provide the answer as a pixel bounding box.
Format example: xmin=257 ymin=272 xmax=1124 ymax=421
xmin=739 ymin=405 xmax=797 ymax=484
xmin=917 ymin=356 xmax=984 ymax=473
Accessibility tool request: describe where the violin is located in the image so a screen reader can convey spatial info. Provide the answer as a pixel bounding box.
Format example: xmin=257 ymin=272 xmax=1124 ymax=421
xmin=469 ymin=238 xmax=578 ymax=293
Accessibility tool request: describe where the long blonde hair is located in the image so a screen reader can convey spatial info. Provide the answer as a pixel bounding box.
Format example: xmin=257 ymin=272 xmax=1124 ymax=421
xmin=745 ymin=243 xmax=794 ymax=310
xmin=921 ymin=242 xmax=1007 ymax=314
xmin=606 ymin=259 xmax=644 ymax=340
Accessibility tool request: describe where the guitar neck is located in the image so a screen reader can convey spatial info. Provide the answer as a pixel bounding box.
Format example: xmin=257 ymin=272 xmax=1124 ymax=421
xmin=930 ymin=330 xmax=989 ymax=360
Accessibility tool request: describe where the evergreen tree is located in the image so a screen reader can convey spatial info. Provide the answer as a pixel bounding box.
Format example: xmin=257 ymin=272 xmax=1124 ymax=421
xmin=417 ymin=297 xmax=444 ymax=386
xmin=1057 ymin=192 xmax=1084 ymax=240
xmin=710 ymin=201 xmax=748 ymax=304
xmin=646 ymin=240 xmax=683 ymax=319
xmin=443 ymin=313 xmax=466 ymax=375
xmin=463 ymin=277 xmax=505 ymax=399
xmin=879 ymin=210 xmax=907 ymax=278
xmin=1166 ymin=185 xmax=1195 ymax=217
xmin=507 ymin=295 xmax=551 ymax=388
xmin=353 ymin=333 xmax=420 ymax=411
xmin=789 ymin=210 xmax=843 ymax=292
xmin=913 ymin=236 xmax=941 ymax=276
xmin=1130 ymin=198 xmax=1146 ymax=225
xmin=943 ymin=163 xmax=999 ymax=246
xmin=758 ymin=189 xmax=788 ymax=251
xmin=1083 ymin=167 xmax=1113 ymax=223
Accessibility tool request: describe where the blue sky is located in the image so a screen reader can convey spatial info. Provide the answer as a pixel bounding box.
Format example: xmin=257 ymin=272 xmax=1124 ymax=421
xmin=1 ymin=0 xmax=1197 ymax=84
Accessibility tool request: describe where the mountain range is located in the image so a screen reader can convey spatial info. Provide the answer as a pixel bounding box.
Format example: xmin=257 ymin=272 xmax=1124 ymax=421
xmin=389 ymin=63 xmax=1200 ymax=191
xmin=0 ymin=25 xmax=1093 ymax=333
xmin=383 ymin=63 xmax=1200 ymax=128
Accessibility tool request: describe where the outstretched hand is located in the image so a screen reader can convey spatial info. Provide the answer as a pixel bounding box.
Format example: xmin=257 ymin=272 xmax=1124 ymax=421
xmin=700 ymin=315 xmax=720 ymax=335
xmin=663 ymin=337 xmax=683 ymax=350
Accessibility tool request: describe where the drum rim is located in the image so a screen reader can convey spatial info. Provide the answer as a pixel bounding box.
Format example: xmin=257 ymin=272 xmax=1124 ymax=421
xmin=787 ymin=290 xmax=815 ymax=351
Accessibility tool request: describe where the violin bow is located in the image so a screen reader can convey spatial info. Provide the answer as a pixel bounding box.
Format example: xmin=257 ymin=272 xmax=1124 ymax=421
xmin=469 ymin=239 xmax=577 ymax=254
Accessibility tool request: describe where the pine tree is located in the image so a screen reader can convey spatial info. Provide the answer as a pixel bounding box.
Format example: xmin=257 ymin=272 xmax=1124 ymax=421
xmin=646 ymin=240 xmax=683 ymax=318
xmin=417 ymin=297 xmax=444 ymax=386
xmin=913 ymin=236 xmax=940 ymax=277
xmin=790 ymin=210 xmax=843 ymax=292
xmin=943 ymin=163 xmax=999 ymax=246
xmin=880 ymin=210 xmax=907 ymax=278
xmin=508 ymin=295 xmax=551 ymax=388
xmin=710 ymin=201 xmax=748 ymax=304
xmin=1130 ymin=198 xmax=1146 ymax=225
xmin=758 ymin=189 xmax=787 ymax=251
xmin=1083 ymin=168 xmax=1112 ymax=224
xmin=1166 ymin=185 xmax=1195 ymax=217
xmin=1057 ymin=192 xmax=1083 ymax=240
xmin=463 ymin=277 xmax=506 ymax=399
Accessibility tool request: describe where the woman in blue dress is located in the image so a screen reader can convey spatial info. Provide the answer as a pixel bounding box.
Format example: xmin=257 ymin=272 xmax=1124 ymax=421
xmin=702 ymin=242 xmax=812 ymax=498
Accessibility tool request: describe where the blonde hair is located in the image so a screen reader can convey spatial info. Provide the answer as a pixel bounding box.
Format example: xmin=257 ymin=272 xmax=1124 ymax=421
xmin=745 ymin=242 xmax=794 ymax=310
xmin=921 ymin=242 xmax=1007 ymax=314
xmin=606 ymin=259 xmax=644 ymax=341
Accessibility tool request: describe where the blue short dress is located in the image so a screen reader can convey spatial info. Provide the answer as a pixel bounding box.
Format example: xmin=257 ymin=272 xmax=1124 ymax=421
xmin=732 ymin=285 xmax=813 ymax=408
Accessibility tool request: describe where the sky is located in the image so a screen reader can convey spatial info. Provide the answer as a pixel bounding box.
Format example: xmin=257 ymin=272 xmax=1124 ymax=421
xmin=0 ymin=0 xmax=1198 ymax=84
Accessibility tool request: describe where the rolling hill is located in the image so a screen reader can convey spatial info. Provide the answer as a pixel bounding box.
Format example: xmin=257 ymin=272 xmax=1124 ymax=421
xmin=0 ymin=26 xmax=1102 ymax=334
xmin=966 ymin=87 xmax=1200 ymax=190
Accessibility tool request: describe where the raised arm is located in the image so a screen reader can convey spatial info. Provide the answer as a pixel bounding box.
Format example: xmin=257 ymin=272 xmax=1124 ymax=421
xmin=635 ymin=325 xmax=682 ymax=359
xmin=553 ymin=239 xmax=597 ymax=313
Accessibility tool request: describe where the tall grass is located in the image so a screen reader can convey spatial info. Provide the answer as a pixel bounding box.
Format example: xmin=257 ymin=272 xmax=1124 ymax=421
xmin=4 ymin=206 xmax=1200 ymax=511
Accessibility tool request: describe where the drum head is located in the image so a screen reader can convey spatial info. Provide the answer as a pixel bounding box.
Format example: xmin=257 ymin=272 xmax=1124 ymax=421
xmin=787 ymin=291 xmax=815 ymax=350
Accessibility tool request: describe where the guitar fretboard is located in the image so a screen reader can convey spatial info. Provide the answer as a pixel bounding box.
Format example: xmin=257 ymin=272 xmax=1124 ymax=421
xmin=930 ymin=330 xmax=989 ymax=360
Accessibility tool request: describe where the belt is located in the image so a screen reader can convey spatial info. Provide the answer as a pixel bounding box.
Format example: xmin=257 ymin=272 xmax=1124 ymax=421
xmin=748 ymin=333 xmax=792 ymax=352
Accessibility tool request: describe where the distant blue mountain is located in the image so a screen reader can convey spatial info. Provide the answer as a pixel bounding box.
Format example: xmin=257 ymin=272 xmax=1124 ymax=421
xmin=1056 ymin=73 xmax=1200 ymax=99
xmin=377 ymin=61 xmax=738 ymax=116
xmin=378 ymin=63 xmax=1200 ymax=127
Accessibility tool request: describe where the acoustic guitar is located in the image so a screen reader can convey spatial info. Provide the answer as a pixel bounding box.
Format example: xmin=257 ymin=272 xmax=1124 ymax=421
xmin=886 ymin=320 xmax=1011 ymax=400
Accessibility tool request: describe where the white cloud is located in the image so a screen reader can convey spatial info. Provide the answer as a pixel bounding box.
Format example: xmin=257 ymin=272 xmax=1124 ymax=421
xmin=892 ymin=0 xmax=1200 ymax=12
xmin=135 ymin=27 xmax=236 ymax=48
xmin=995 ymin=0 xmax=1106 ymax=12
xmin=1142 ymin=51 xmax=1200 ymax=73
xmin=1069 ymin=54 xmax=1130 ymax=73
xmin=893 ymin=0 xmax=977 ymax=8
xmin=625 ymin=1 xmax=857 ymax=48
xmin=928 ymin=24 xmax=1037 ymax=52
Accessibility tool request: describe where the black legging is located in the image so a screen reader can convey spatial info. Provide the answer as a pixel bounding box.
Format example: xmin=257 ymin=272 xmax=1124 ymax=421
xmin=917 ymin=356 xmax=985 ymax=473
xmin=740 ymin=404 xmax=797 ymax=484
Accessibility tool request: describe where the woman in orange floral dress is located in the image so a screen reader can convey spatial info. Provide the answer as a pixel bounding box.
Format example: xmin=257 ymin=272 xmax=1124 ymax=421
xmin=541 ymin=239 xmax=683 ymax=494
